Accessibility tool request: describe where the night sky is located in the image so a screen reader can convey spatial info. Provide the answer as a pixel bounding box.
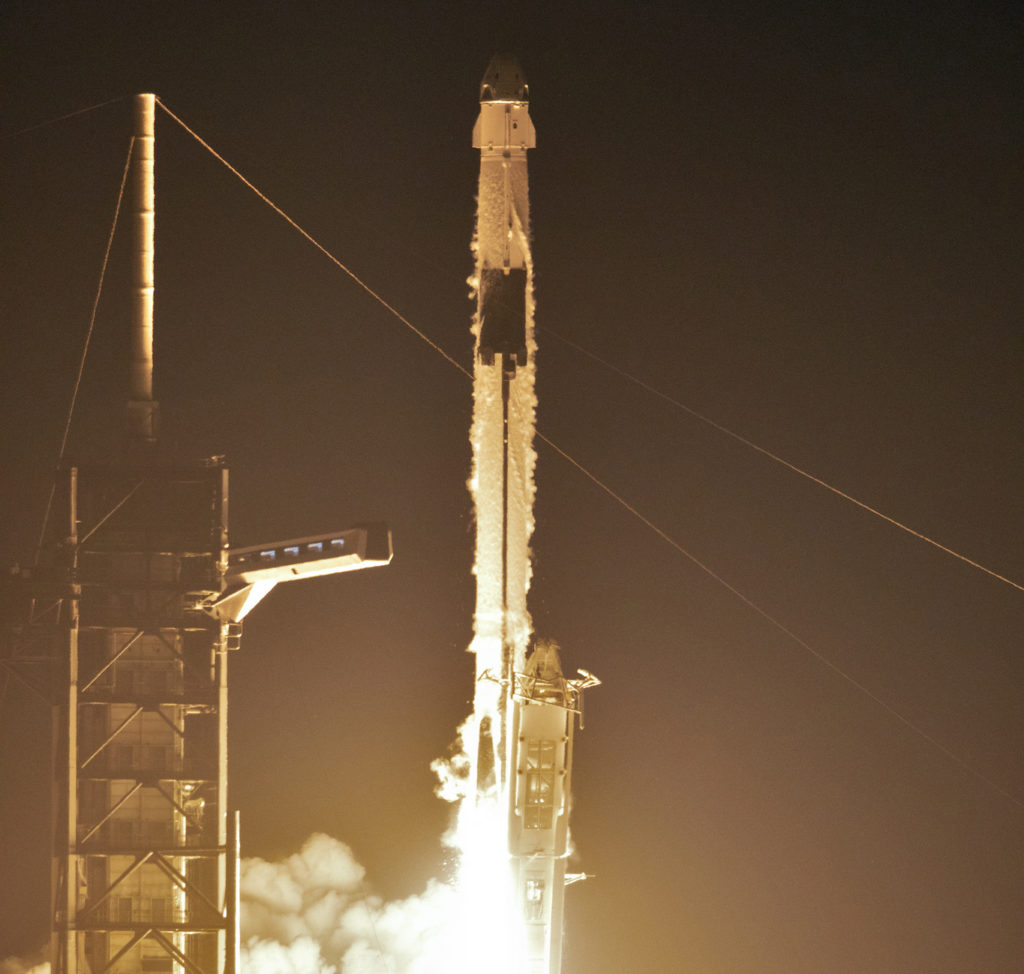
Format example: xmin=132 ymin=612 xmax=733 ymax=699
xmin=2 ymin=2 xmax=1023 ymax=971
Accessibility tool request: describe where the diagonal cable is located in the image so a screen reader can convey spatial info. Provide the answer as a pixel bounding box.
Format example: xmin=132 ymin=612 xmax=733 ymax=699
xmin=34 ymin=136 xmax=136 ymax=565
xmin=536 ymin=430 xmax=1022 ymax=809
xmin=7 ymin=96 xmax=128 ymax=138
xmin=154 ymin=98 xmax=470 ymax=379
xmin=542 ymin=327 xmax=1024 ymax=594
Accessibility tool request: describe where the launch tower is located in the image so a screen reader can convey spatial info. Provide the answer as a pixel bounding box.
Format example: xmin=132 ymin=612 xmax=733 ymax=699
xmin=2 ymin=94 xmax=391 ymax=974
xmin=27 ymin=95 xmax=237 ymax=974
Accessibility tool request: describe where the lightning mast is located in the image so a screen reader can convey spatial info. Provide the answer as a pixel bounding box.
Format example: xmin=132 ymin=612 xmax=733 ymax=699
xmin=47 ymin=93 xmax=235 ymax=974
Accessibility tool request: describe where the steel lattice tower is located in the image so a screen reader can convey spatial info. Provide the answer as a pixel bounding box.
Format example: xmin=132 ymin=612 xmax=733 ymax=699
xmin=48 ymin=461 xmax=237 ymax=974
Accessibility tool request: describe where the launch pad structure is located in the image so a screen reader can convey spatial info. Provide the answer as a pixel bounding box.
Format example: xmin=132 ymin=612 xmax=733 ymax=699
xmin=1 ymin=94 xmax=392 ymax=974
xmin=44 ymin=460 xmax=236 ymax=974
xmin=3 ymin=56 xmax=598 ymax=974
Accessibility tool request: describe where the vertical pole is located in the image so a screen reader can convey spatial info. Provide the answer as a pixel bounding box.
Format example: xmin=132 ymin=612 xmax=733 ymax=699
xmin=127 ymin=93 xmax=158 ymax=448
xmin=225 ymin=810 xmax=241 ymax=974
xmin=53 ymin=467 xmax=81 ymax=973
xmin=68 ymin=467 xmax=79 ymax=973
xmin=216 ymin=623 xmax=230 ymax=973
xmin=219 ymin=464 xmax=232 ymax=974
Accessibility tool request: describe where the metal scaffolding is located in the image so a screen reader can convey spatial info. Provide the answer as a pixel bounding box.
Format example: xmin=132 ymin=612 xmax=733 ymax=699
xmin=43 ymin=461 xmax=236 ymax=974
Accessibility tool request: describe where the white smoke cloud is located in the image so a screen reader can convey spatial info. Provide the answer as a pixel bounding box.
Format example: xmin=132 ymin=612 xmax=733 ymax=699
xmin=241 ymin=833 xmax=459 ymax=974
xmin=0 ymin=957 xmax=49 ymax=974
xmin=430 ymin=716 xmax=473 ymax=806
xmin=241 ymin=832 xmax=365 ymax=951
xmin=3 ymin=834 xmax=460 ymax=974
xmin=243 ymin=936 xmax=335 ymax=974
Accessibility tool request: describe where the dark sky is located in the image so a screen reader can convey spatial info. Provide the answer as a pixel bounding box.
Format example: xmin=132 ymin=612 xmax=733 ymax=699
xmin=2 ymin=2 xmax=1022 ymax=971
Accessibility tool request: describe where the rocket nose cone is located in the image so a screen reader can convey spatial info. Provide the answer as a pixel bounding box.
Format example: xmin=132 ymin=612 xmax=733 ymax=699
xmin=480 ymin=53 xmax=529 ymax=102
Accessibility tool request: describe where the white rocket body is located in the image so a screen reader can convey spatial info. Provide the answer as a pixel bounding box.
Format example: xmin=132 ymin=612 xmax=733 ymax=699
xmin=508 ymin=645 xmax=576 ymax=974
xmin=468 ymin=53 xmax=537 ymax=806
xmin=467 ymin=56 xmax=599 ymax=974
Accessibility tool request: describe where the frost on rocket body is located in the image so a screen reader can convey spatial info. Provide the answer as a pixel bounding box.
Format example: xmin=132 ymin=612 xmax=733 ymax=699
xmin=468 ymin=145 xmax=537 ymax=679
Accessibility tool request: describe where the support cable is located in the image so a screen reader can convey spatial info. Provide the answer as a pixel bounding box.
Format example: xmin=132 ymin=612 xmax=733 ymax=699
xmin=33 ymin=136 xmax=136 ymax=566
xmin=6 ymin=96 xmax=128 ymax=139
xmin=154 ymin=99 xmax=469 ymax=379
xmin=144 ymin=103 xmax=1022 ymax=807
xmin=541 ymin=328 xmax=1024 ymax=595
xmin=535 ymin=430 xmax=1022 ymax=809
xmin=359 ymin=898 xmax=395 ymax=974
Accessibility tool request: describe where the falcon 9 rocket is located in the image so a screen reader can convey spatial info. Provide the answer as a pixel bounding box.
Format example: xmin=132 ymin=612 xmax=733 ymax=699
xmin=467 ymin=55 xmax=599 ymax=974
